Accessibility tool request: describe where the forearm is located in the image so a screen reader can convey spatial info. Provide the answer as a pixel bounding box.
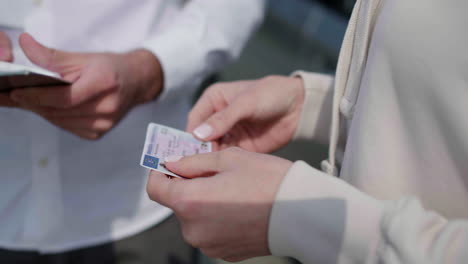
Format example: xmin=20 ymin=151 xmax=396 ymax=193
xmin=270 ymin=161 xmax=468 ymax=264
xmin=269 ymin=161 xmax=383 ymax=264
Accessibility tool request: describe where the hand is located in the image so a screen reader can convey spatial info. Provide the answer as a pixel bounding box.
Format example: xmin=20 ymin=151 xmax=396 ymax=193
xmin=187 ymin=76 xmax=305 ymax=153
xmin=0 ymin=31 xmax=13 ymax=62
xmin=0 ymin=31 xmax=17 ymax=107
xmin=146 ymin=147 xmax=293 ymax=262
xmin=9 ymin=33 xmax=163 ymax=139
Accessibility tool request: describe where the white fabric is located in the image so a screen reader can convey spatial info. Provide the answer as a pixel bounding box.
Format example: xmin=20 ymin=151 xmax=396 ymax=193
xmin=339 ymin=0 xmax=468 ymax=219
xmin=269 ymin=0 xmax=468 ymax=263
xmin=292 ymin=0 xmax=468 ymax=219
xmin=270 ymin=161 xmax=384 ymax=264
xmin=271 ymin=162 xmax=468 ymax=264
xmin=0 ymin=0 xmax=265 ymax=253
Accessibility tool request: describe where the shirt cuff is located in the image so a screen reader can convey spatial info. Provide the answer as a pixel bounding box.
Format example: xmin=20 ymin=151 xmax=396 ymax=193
xmin=269 ymin=161 xmax=384 ymax=264
xmin=291 ymin=71 xmax=334 ymax=144
xmin=141 ymin=11 xmax=208 ymax=101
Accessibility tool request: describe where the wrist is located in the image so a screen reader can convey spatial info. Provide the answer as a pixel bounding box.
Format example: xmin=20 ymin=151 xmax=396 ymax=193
xmin=123 ymin=49 xmax=164 ymax=104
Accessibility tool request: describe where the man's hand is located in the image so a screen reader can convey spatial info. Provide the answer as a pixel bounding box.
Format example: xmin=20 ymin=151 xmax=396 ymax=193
xmin=146 ymin=148 xmax=293 ymax=262
xmin=0 ymin=31 xmax=13 ymax=62
xmin=0 ymin=31 xmax=18 ymax=107
xmin=9 ymin=33 xmax=163 ymax=139
xmin=187 ymin=76 xmax=305 ymax=153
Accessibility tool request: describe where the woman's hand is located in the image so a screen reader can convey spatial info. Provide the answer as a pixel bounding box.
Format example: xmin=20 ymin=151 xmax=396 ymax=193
xmin=187 ymin=75 xmax=305 ymax=153
xmin=146 ymin=147 xmax=293 ymax=262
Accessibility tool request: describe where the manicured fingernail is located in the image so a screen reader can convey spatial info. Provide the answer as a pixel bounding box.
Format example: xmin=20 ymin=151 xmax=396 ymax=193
xmin=193 ymin=124 xmax=213 ymax=139
xmin=165 ymin=155 xmax=183 ymax=163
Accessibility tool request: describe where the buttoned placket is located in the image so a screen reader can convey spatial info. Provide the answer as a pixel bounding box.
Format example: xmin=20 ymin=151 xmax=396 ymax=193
xmin=21 ymin=113 xmax=64 ymax=251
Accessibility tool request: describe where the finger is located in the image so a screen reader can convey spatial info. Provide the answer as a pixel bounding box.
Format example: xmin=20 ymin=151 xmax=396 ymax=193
xmin=10 ymin=73 xmax=107 ymax=108
xmin=191 ymin=96 xmax=255 ymax=142
xmin=186 ymin=91 xmax=217 ymax=133
xmin=0 ymin=32 xmax=13 ymax=62
xmin=187 ymin=81 xmax=255 ymax=134
xmin=25 ymin=92 xmax=120 ymax=117
xmin=46 ymin=120 xmax=100 ymax=140
xmin=58 ymin=91 xmax=119 ymax=116
xmin=0 ymin=94 xmax=18 ymax=107
xmin=210 ymin=141 xmax=221 ymax=152
xmin=45 ymin=116 xmax=114 ymax=132
xmin=66 ymin=129 xmax=100 ymax=140
xmin=23 ymin=108 xmax=101 ymax=139
xmin=164 ymin=151 xmax=228 ymax=179
xmin=19 ymin=33 xmax=80 ymax=72
xmin=52 ymin=65 xmax=118 ymax=108
xmin=146 ymin=170 xmax=180 ymax=207
xmin=10 ymin=85 xmax=73 ymax=108
xmin=217 ymin=132 xmax=241 ymax=151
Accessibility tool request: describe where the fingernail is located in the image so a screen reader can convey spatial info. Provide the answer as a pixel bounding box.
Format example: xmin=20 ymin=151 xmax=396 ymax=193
xmin=165 ymin=155 xmax=183 ymax=163
xmin=193 ymin=124 xmax=213 ymax=139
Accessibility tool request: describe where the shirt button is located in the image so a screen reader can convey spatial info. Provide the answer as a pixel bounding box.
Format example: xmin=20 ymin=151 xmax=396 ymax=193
xmin=38 ymin=157 xmax=49 ymax=168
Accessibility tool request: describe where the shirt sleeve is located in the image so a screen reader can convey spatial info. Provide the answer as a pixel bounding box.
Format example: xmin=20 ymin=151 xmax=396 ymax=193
xmin=143 ymin=0 xmax=266 ymax=101
xmin=291 ymin=71 xmax=335 ymax=144
xmin=269 ymin=161 xmax=468 ymax=264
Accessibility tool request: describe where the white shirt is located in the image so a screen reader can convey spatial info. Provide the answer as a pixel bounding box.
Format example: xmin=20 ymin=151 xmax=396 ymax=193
xmin=0 ymin=0 xmax=265 ymax=253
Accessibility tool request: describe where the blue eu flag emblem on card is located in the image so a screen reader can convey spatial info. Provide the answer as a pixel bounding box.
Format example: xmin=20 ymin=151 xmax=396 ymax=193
xmin=143 ymin=155 xmax=159 ymax=169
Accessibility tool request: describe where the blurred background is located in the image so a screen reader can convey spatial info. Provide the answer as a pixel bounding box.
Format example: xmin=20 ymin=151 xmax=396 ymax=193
xmin=202 ymin=0 xmax=355 ymax=263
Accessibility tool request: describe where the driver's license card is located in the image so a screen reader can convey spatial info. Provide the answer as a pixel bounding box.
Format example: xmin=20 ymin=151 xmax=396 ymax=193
xmin=140 ymin=123 xmax=212 ymax=178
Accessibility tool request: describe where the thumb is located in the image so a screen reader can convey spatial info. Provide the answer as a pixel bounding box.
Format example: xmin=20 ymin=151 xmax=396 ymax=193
xmin=164 ymin=152 xmax=225 ymax=179
xmin=0 ymin=32 xmax=13 ymax=62
xmin=19 ymin=33 xmax=77 ymax=72
xmin=192 ymin=98 xmax=254 ymax=141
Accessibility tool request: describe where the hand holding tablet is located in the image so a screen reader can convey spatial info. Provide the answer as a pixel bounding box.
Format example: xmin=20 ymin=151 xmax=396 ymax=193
xmin=0 ymin=61 xmax=70 ymax=92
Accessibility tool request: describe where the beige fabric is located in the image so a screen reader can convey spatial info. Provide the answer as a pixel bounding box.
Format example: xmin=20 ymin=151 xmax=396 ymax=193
xmin=270 ymin=162 xmax=383 ymax=264
xmin=291 ymin=0 xmax=468 ymax=217
xmin=270 ymin=162 xmax=468 ymax=264
xmin=291 ymin=71 xmax=334 ymax=145
xmin=269 ymin=0 xmax=468 ymax=263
